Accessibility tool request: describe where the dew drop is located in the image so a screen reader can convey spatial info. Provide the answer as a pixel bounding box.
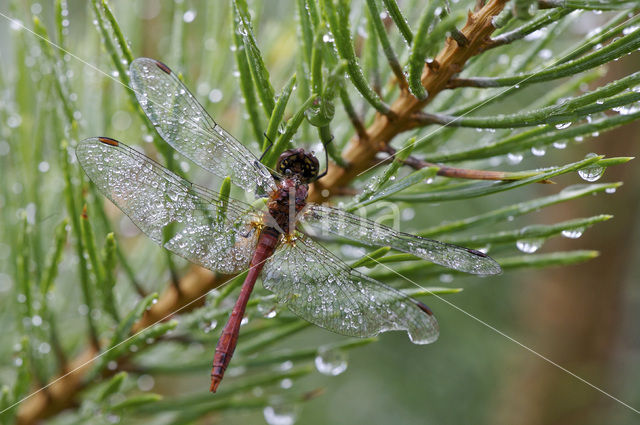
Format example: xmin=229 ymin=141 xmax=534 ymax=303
xmin=538 ymin=49 xmax=552 ymax=59
xmin=278 ymin=360 xmax=293 ymax=371
xmin=553 ymin=141 xmax=567 ymax=149
xmin=183 ymin=10 xmax=196 ymax=23
xmin=137 ymin=374 xmax=155 ymax=391
xmin=555 ymin=122 xmax=571 ymax=129
xmin=263 ymin=404 xmax=298 ymax=425
xmin=314 ymin=347 xmax=348 ymax=376
xmin=257 ymin=299 xmax=278 ymax=319
xmin=605 ymin=187 xmax=617 ymax=194
xmin=38 ymin=342 xmax=51 ymax=354
xmin=439 ymin=274 xmax=453 ymax=283
xmin=531 ymin=146 xmax=546 ymax=156
xmin=516 ymin=238 xmax=544 ymax=253
xmin=227 ymin=365 xmax=247 ymax=377
xmin=208 ymin=89 xmax=223 ymax=103
xmin=7 ymin=114 xmax=22 ymax=128
xmin=202 ymin=320 xmax=218 ymax=333
xmin=578 ymin=155 xmax=604 ymax=182
xmin=10 ymin=19 xmax=23 ymax=31
xmin=322 ymin=33 xmax=334 ymax=43
xmin=507 ymin=153 xmax=523 ymax=164
xmin=561 ymin=227 xmax=585 ymax=239
xmin=477 ymin=244 xmax=490 ymax=254
xmin=280 ymin=378 xmax=293 ymax=389
xmin=401 ymin=208 xmax=415 ymax=221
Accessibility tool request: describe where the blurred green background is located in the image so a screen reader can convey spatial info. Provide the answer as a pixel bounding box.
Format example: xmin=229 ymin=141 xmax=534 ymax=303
xmin=0 ymin=1 xmax=639 ymax=424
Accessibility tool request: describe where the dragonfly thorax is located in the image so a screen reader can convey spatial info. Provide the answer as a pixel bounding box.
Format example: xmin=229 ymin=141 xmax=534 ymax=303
xmin=276 ymin=148 xmax=319 ymax=184
xmin=267 ymin=177 xmax=308 ymax=235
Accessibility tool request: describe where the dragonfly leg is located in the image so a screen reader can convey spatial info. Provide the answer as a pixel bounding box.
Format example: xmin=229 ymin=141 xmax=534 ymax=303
xmin=258 ymin=132 xmax=274 ymax=163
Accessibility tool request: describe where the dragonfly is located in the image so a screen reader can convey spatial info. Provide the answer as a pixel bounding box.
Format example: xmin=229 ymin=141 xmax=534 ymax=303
xmin=76 ymin=58 xmax=502 ymax=393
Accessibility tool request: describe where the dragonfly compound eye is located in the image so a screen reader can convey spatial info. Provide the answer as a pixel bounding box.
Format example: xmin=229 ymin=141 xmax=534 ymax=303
xmin=277 ymin=148 xmax=319 ymax=183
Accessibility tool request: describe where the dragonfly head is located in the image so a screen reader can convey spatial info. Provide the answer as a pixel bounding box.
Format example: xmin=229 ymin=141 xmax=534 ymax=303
xmin=276 ymin=148 xmax=319 ymax=184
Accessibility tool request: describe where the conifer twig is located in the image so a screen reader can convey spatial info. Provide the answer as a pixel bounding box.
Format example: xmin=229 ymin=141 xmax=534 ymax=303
xmin=309 ymin=0 xmax=510 ymax=202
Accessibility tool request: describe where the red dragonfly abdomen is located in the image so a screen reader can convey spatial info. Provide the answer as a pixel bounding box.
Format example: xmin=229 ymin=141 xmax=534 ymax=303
xmin=210 ymin=227 xmax=280 ymax=392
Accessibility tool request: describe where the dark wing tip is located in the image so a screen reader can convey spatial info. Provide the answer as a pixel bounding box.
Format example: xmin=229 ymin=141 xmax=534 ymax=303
xmin=464 ymin=247 xmax=503 ymax=275
xmin=154 ymin=60 xmax=172 ymax=75
xmin=98 ymin=137 xmax=119 ymax=146
xmin=416 ymin=301 xmax=434 ymax=316
xmin=466 ymin=247 xmax=488 ymax=258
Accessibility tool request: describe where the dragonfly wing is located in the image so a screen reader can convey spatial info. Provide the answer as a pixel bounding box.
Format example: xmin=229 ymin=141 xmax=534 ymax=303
xmin=76 ymin=137 xmax=260 ymax=274
xmin=262 ymin=234 xmax=438 ymax=344
xmin=129 ymin=57 xmax=277 ymax=196
xmin=299 ymin=204 xmax=501 ymax=275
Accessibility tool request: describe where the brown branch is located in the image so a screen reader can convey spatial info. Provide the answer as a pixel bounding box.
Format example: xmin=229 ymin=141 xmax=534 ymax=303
xmin=17 ymin=1 xmax=510 ymax=423
xmin=17 ymin=266 xmax=220 ymax=425
xmin=381 ymin=146 xmax=555 ymax=184
xmin=309 ymin=0 xmax=509 ymax=202
xmin=475 ymin=0 xmax=487 ymax=11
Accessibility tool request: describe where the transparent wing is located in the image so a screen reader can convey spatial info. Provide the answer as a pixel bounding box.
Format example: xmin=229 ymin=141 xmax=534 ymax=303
xmin=76 ymin=137 xmax=261 ymax=274
xmin=262 ymin=234 xmax=439 ymax=344
xmin=129 ymin=57 xmax=277 ymax=196
xmin=299 ymin=204 xmax=501 ymax=275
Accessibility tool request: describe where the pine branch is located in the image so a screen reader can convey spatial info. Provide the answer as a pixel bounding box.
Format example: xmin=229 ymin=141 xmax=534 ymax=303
xmin=16 ymin=3 xmax=512 ymax=422
xmin=8 ymin=2 xmax=640 ymax=424
xmin=309 ymin=0 xmax=510 ymax=202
